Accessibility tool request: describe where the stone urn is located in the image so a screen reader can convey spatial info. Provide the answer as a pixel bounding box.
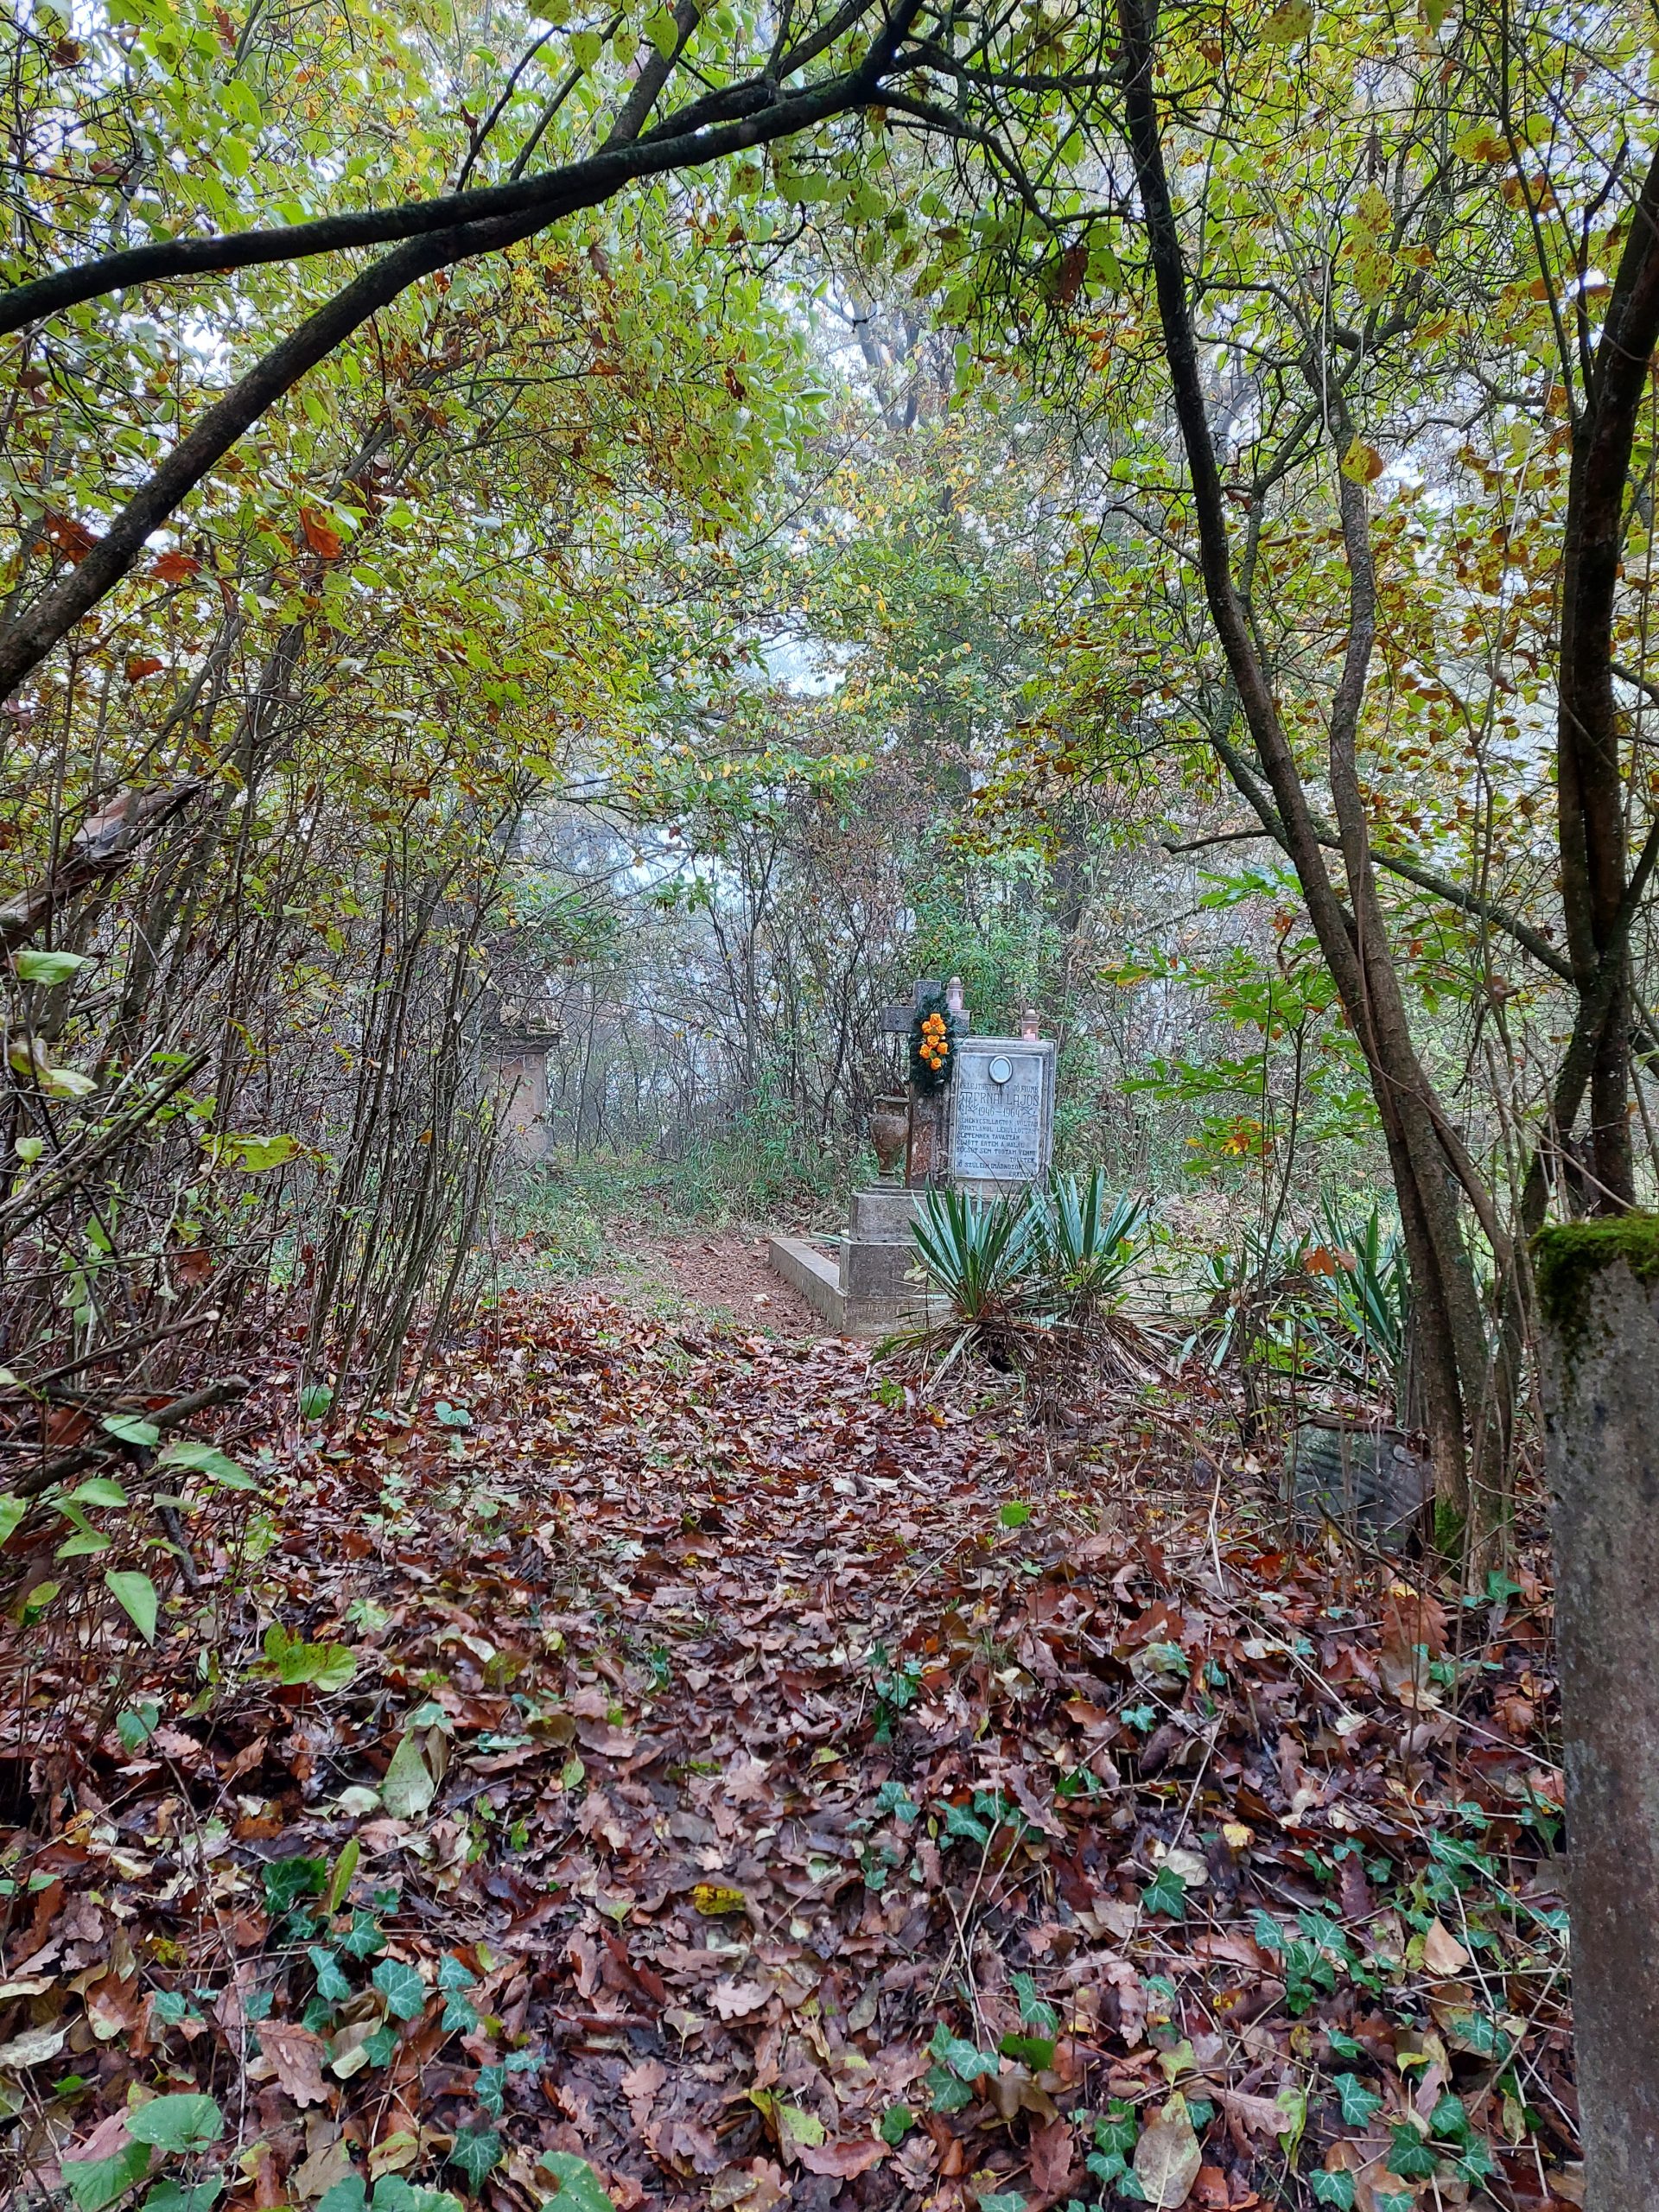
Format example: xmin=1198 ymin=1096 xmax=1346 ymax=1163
xmin=869 ymin=1095 xmax=908 ymax=1180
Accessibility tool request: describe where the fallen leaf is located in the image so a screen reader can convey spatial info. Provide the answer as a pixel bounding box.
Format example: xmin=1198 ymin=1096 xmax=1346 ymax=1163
xmin=1134 ymin=2093 xmax=1204 ymax=2209
xmin=709 ymin=1977 xmax=769 ymax=2019
xmin=1422 ymin=1917 xmax=1471 ymax=1976
xmin=795 ymin=2137 xmax=886 ymax=2177
xmin=261 ymin=2018 xmax=330 ymax=2106
xmin=0 ymin=2022 xmax=67 ymax=2068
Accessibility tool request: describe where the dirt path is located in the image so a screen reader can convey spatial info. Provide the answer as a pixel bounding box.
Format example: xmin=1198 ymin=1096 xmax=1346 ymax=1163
xmin=5 ymin=1293 xmax=1574 ymax=2212
xmin=575 ymin=1229 xmax=825 ymax=1338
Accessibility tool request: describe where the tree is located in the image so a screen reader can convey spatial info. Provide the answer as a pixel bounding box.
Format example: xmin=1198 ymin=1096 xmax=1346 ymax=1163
xmin=0 ymin=0 xmax=930 ymax=700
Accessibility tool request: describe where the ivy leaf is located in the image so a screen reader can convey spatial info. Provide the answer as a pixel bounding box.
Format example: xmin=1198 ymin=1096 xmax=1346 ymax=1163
xmin=1141 ymin=1865 xmax=1186 ymax=1919
xmin=264 ymin=1854 xmax=327 ymax=1913
xmin=538 ymin=2153 xmax=614 ymax=2211
xmin=309 ymin=1947 xmax=353 ymax=2002
xmin=127 ymin=2094 xmax=224 ymax=2152
xmin=1310 ymin=2177 xmax=1357 ymax=2209
xmin=1333 ymin=2074 xmax=1382 ymax=2126
xmin=445 ymin=2127 xmax=501 ymax=2190
xmin=372 ymin=1959 xmax=429 ymax=2021
xmin=1385 ymin=2126 xmax=1439 ymax=2182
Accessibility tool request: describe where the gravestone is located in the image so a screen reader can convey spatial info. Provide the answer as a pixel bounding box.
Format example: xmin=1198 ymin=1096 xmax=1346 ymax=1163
xmin=950 ymin=1031 xmax=1055 ymax=1194
xmin=766 ymin=983 xmax=1058 ymax=1333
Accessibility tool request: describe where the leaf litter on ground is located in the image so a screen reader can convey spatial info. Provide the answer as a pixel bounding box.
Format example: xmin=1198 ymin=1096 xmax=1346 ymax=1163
xmin=0 ymin=1289 xmax=1580 ymax=2212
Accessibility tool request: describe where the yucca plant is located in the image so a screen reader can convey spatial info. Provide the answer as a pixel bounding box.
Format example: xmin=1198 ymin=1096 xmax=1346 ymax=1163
xmin=1032 ymin=1171 xmax=1150 ymax=1319
xmin=906 ymin=1186 xmax=1048 ymax=1373
xmin=1313 ymin=1196 xmax=1407 ymax=1396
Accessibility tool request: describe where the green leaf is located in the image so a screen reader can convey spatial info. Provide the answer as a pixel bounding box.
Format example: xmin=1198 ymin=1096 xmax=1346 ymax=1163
xmin=997 ymin=2031 xmax=1056 ymax=2069
xmin=445 ymin=2126 xmax=502 ymax=2190
xmin=40 ymin=1063 xmax=99 ymax=1099
xmin=1428 ymin=2091 xmax=1471 ymax=2143
xmin=309 ymin=1946 xmax=353 ymax=2001
xmin=929 ymin=2022 xmax=993 ymax=2080
xmin=1141 ymin=1865 xmax=1186 ymax=1919
xmin=538 ymin=2152 xmax=614 ymax=2211
xmin=67 ymin=1476 xmax=130 ymax=1508
xmin=212 ymin=1131 xmax=298 ymax=1173
xmin=644 ymin=4 xmax=678 ymax=54
xmin=1385 ymin=2126 xmax=1438 ymax=2182
xmin=1310 ymin=2177 xmax=1357 ymax=2209
xmin=19 ymin=1578 xmax=59 ymax=1624
xmin=1333 ymin=2074 xmax=1382 ymax=2126
xmin=380 ymin=1731 xmax=436 ymax=1818
xmin=569 ymin=29 xmax=601 ymax=66
xmin=15 ymin=950 xmax=88 ymax=986
xmin=326 ymin=1835 xmax=361 ymax=1916
xmin=126 ymin=2093 xmax=224 ymax=2152
xmin=101 ymin=1414 xmax=162 ymax=1448
xmin=925 ymin=2064 xmax=974 ymax=2112
xmin=117 ymin=1702 xmax=160 ymax=1751
xmin=141 ymin=2180 xmax=225 ymax=2212
xmin=263 ymin=1854 xmax=328 ymax=1913
xmin=372 ymin=1958 xmax=429 ymax=2020
xmin=105 ymin=1569 xmax=159 ymax=1643
xmin=299 ymin=1382 xmax=334 ymax=1421
xmin=878 ymin=2104 xmax=914 ymax=2145
xmin=63 ymin=2138 xmax=153 ymax=2212
xmin=318 ymin=2181 xmax=366 ymax=2212
xmin=1009 ymin=1969 xmax=1058 ymax=2033
xmin=998 ymin=1500 xmax=1032 ymax=1528
xmin=0 ymin=1494 xmax=25 ymax=1546
xmin=977 ymin=2196 xmax=1026 ymax=2212
xmin=157 ymin=1440 xmax=256 ymax=1490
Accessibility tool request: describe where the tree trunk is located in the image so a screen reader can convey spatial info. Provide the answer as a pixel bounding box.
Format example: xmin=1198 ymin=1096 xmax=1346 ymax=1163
xmin=1535 ymin=1217 xmax=1659 ymax=2193
xmin=1553 ymin=143 xmax=1659 ymax=1210
xmin=1116 ymin=0 xmax=1498 ymax=1531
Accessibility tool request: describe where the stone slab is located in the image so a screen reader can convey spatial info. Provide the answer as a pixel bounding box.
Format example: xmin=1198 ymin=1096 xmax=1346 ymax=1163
xmin=949 ymin=1038 xmax=1056 ymax=1192
xmin=849 ymin=1185 xmax=929 ymax=1242
xmin=766 ymin=1235 xmax=944 ymax=1338
xmin=766 ymin=1236 xmax=847 ymax=1330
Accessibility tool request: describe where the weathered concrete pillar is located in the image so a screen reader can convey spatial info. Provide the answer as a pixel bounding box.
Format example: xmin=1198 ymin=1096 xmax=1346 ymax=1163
xmin=1534 ymin=1217 xmax=1659 ymax=2198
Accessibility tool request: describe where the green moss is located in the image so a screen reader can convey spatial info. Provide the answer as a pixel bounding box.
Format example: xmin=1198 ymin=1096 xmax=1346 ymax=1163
xmin=1532 ymin=1213 xmax=1659 ymax=1338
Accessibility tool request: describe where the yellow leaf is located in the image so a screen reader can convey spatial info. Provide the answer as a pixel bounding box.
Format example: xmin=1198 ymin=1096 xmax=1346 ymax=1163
xmin=691 ymin=1883 xmax=748 ymax=1916
xmin=1340 ymin=437 xmax=1384 ymax=484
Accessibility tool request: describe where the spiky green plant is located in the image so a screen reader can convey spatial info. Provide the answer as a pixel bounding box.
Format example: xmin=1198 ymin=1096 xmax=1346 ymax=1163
xmin=1032 ymin=1172 xmax=1149 ymax=1319
xmin=907 ymin=1186 xmax=1047 ymax=1372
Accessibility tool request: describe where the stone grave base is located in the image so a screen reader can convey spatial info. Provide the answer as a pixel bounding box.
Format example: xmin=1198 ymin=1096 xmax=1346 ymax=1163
xmin=766 ymin=1184 xmax=946 ymax=1337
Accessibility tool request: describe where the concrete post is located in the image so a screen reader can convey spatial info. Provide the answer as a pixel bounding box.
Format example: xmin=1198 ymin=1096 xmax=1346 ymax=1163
xmin=1534 ymin=1216 xmax=1659 ymax=2198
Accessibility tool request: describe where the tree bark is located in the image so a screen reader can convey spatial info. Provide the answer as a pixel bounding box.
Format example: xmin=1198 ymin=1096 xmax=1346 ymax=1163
xmin=1555 ymin=143 xmax=1659 ymax=1208
xmin=1535 ymin=1217 xmax=1659 ymax=2193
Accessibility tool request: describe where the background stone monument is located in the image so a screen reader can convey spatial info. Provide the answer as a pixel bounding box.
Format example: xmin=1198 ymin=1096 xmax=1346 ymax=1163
xmin=766 ymin=980 xmax=1057 ymax=1333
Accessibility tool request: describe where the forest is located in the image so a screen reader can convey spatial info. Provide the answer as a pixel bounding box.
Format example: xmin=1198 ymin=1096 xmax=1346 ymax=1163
xmin=2 ymin=0 xmax=1657 ymax=2205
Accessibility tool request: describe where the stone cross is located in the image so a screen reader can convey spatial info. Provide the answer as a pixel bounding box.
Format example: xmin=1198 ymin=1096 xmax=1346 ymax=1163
xmin=879 ymin=977 xmax=969 ymax=1185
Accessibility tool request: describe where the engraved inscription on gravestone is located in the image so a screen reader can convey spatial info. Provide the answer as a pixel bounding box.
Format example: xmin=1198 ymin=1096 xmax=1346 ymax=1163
xmin=950 ymin=1039 xmax=1054 ymax=1187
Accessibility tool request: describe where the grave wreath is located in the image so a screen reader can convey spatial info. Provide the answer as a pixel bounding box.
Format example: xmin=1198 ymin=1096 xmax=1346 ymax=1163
xmin=909 ymin=988 xmax=957 ymax=1094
